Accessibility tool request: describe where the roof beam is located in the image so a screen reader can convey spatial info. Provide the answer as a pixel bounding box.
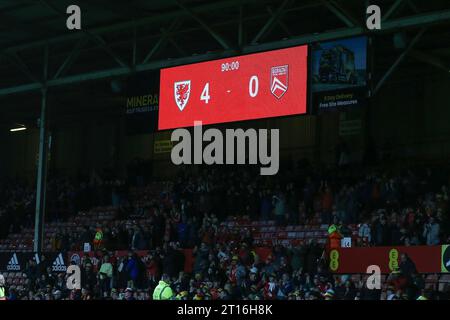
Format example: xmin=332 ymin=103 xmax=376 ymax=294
xmin=321 ymin=0 xmax=359 ymax=28
xmin=251 ymin=0 xmax=290 ymax=44
xmin=383 ymin=0 xmax=407 ymax=22
xmin=243 ymin=9 xmax=450 ymax=53
xmin=409 ymin=50 xmax=450 ymax=73
xmin=1 ymin=9 xmax=450 ymax=97
xmin=0 ymin=52 xmax=41 ymax=83
xmin=38 ymin=0 xmax=130 ymax=69
xmin=175 ymin=0 xmax=232 ymax=50
xmin=0 ymin=12 xmax=54 ymax=38
xmin=53 ymin=37 xmax=89 ymax=79
xmin=0 ymin=49 xmax=237 ymax=96
xmin=142 ymin=19 xmax=182 ymax=64
xmin=4 ymin=0 xmax=260 ymax=53
xmin=77 ymin=0 xmax=144 ymax=19
xmin=163 ymin=27 xmax=188 ymax=57
xmin=267 ymin=6 xmax=292 ymax=37
xmin=374 ymin=28 xmax=426 ymax=95
xmin=407 ymin=0 xmax=420 ymax=14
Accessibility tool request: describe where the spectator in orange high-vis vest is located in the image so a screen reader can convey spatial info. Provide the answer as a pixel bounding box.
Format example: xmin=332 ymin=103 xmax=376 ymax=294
xmin=93 ymin=227 xmax=103 ymax=250
xmin=327 ymin=222 xmax=342 ymax=250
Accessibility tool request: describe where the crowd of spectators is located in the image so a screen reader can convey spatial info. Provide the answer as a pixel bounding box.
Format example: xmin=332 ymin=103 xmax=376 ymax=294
xmin=0 ymin=162 xmax=449 ymax=300
xmin=4 ymin=240 xmax=450 ymax=301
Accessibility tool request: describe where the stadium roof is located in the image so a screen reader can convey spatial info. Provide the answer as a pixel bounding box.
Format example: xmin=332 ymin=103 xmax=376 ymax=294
xmin=1 ymin=0 xmax=450 ymax=124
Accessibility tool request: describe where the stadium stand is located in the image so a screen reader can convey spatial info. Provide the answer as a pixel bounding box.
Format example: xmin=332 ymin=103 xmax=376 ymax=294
xmin=0 ymin=164 xmax=449 ymax=300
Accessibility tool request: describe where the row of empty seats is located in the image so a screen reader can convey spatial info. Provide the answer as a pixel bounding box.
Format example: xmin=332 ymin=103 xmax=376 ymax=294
xmin=221 ymin=219 xmax=359 ymax=245
xmin=0 ymin=207 xmax=118 ymax=251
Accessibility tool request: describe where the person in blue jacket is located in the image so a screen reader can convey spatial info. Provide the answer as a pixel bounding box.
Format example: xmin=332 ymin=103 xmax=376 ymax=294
xmin=125 ymin=252 xmax=140 ymax=289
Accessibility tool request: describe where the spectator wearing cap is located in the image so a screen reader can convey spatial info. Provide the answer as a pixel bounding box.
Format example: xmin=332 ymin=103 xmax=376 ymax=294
xmin=323 ymin=288 xmax=335 ymax=300
xmin=53 ymin=290 xmax=62 ymax=301
xmin=124 ymin=287 xmax=135 ymax=301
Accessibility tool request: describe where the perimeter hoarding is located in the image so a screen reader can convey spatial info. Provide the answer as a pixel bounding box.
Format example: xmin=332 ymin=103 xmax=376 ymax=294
xmin=0 ymin=252 xmax=68 ymax=273
xmin=159 ymin=45 xmax=308 ymax=130
xmin=329 ymin=245 xmax=448 ymax=274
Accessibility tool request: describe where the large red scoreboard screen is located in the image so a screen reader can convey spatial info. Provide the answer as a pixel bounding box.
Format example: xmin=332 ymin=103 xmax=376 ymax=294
xmin=158 ymin=45 xmax=308 ymax=130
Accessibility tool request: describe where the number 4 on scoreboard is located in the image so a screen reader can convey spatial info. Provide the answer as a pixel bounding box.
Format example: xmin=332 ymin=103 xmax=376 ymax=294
xmin=201 ymin=83 xmax=210 ymax=104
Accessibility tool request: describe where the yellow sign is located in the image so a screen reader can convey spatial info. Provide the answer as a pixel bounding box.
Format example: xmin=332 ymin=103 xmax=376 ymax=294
xmin=388 ymin=249 xmax=399 ymax=271
xmin=154 ymin=140 xmax=173 ymax=154
xmin=329 ymin=249 xmax=339 ymax=271
xmin=442 ymin=245 xmax=450 ymax=273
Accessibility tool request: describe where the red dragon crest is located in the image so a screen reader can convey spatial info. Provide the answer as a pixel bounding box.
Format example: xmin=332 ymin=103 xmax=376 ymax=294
xmin=174 ymin=80 xmax=191 ymax=111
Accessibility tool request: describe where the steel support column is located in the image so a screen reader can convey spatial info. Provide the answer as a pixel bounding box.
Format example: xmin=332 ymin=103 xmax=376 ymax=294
xmin=33 ymin=46 xmax=49 ymax=254
xmin=33 ymin=86 xmax=48 ymax=253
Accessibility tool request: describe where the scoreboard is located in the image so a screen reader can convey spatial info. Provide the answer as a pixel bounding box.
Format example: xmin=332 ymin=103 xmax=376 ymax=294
xmin=158 ymin=45 xmax=308 ymax=130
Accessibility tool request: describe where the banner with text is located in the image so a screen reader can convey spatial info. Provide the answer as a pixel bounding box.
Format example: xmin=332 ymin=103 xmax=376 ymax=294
xmin=125 ymin=73 xmax=159 ymax=135
xmin=311 ymin=36 xmax=368 ymax=112
xmin=0 ymin=252 xmax=68 ymax=273
xmin=329 ymin=245 xmax=447 ymax=274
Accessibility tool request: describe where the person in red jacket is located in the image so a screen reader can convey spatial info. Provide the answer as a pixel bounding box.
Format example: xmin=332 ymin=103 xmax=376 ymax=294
xmin=263 ymin=273 xmax=278 ymax=300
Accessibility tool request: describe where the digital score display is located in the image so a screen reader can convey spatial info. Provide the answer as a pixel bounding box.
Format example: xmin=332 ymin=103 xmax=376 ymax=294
xmin=158 ymin=45 xmax=308 ymax=130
